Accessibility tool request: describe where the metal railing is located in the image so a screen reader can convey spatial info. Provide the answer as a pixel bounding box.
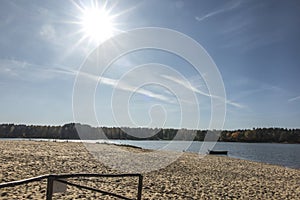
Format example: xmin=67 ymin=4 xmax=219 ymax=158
xmin=0 ymin=173 xmax=143 ymax=200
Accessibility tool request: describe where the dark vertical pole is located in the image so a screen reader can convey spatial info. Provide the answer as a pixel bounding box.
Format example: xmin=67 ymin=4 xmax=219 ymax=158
xmin=137 ymin=175 xmax=143 ymax=200
xmin=46 ymin=176 xmax=54 ymax=200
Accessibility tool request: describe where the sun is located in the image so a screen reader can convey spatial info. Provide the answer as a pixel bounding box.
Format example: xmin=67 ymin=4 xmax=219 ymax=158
xmin=69 ymin=0 xmax=130 ymax=46
xmin=80 ymin=8 xmax=114 ymax=42
xmin=78 ymin=4 xmax=116 ymax=43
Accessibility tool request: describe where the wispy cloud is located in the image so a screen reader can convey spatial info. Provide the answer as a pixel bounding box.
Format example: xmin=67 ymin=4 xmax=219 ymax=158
xmin=39 ymin=24 xmax=56 ymax=41
xmin=161 ymin=74 xmax=244 ymax=109
xmin=224 ymin=80 xmax=284 ymax=110
xmin=288 ymin=96 xmax=300 ymax=102
xmin=232 ymin=83 xmax=282 ymax=101
xmin=221 ymin=29 xmax=284 ymax=52
xmin=74 ymin=70 xmax=173 ymax=103
xmin=195 ymin=0 xmax=241 ymax=22
xmin=0 ymin=58 xmax=76 ymax=81
xmin=0 ymin=60 xmax=174 ymax=104
xmin=226 ymin=99 xmax=244 ymax=109
xmin=162 ymin=74 xmax=210 ymax=97
xmin=216 ymin=1 xmax=286 ymax=52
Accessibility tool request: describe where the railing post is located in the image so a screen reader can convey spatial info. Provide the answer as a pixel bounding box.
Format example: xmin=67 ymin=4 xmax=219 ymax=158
xmin=46 ymin=176 xmax=54 ymax=200
xmin=137 ymin=175 xmax=143 ymax=200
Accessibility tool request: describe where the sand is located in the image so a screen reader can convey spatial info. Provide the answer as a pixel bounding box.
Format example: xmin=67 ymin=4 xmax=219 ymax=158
xmin=0 ymin=140 xmax=299 ymax=199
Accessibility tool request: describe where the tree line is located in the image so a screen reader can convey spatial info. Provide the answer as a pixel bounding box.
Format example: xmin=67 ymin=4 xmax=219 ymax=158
xmin=0 ymin=123 xmax=299 ymax=143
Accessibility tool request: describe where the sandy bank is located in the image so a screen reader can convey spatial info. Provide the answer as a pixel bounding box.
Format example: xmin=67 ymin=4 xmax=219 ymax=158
xmin=0 ymin=140 xmax=299 ymax=199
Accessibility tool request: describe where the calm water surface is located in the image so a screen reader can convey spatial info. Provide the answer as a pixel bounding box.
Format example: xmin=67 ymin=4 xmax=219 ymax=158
xmin=106 ymin=140 xmax=300 ymax=169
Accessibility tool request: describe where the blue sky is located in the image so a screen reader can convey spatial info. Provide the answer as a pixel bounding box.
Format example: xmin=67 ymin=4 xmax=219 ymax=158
xmin=0 ymin=0 xmax=300 ymax=129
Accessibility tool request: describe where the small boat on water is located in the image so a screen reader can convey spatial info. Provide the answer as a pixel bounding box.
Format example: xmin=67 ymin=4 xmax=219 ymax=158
xmin=208 ymin=150 xmax=228 ymax=155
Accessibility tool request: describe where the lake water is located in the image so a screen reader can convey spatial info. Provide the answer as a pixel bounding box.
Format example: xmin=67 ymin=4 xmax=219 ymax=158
xmin=2 ymin=138 xmax=300 ymax=169
xmin=106 ymin=140 xmax=300 ymax=169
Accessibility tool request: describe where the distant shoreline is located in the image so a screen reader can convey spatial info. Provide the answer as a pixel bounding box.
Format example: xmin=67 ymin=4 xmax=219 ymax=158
xmin=0 ymin=123 xmax=300 ymax=143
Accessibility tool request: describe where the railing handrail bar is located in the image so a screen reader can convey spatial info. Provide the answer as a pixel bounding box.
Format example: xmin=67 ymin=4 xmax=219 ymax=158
xmin=49 ymin=173 xmax=142 ymax=179
xmin=0 ymin=174 xmax=49 ymax=188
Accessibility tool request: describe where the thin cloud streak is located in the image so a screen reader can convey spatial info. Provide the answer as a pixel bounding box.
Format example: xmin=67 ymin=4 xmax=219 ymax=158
xmin=195 ymin=0 xmax=241 ymax=22
xmin=288 ymin=96 xmax=300 ymax=102
xmin=161 ymin=74 xmax=244 ymax=109
xmin=74 ymin=70 xmax=173 ymax=103
xmin=162 ymin=74 xmax=210 ymax=97
xmin=226 ymin=99 xmax=244 ymax=109
xmin=0 ymin=59 xmax=73 ymax=80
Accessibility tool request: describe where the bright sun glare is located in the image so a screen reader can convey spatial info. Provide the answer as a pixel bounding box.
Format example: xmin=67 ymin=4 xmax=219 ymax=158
xmin=78 ymin=4 xmax=116 ymax=43
xmin=81 ymin=8 xmax=113 ymax=42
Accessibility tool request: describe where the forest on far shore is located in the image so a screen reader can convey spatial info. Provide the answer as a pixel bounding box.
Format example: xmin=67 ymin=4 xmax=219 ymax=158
xmin=0 ymin=123 xmax=299 ymax=143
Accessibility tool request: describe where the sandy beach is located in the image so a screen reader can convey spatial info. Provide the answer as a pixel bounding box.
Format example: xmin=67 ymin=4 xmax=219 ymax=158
xmin=0 ymin=140 xmax=299 ymax=199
